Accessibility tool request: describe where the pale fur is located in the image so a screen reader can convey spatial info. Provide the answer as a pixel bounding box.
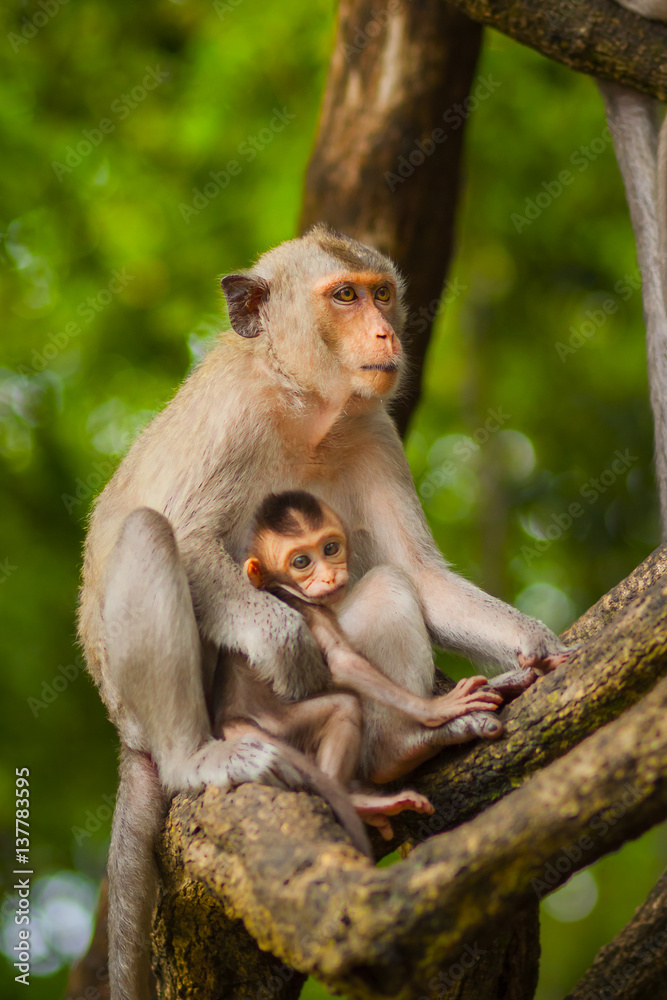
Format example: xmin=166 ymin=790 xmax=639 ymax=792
xmin=78 ymin=226 xmax=566 ymax=1000
xmin=602 ymin=0 xmax=667 ymax=535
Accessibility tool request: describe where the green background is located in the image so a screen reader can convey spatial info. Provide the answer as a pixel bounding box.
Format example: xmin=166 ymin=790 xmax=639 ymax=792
xmin=1 ymin=1 xmax=664 ymax=998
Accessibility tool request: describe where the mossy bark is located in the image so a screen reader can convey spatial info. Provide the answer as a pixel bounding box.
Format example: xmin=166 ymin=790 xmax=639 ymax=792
xmin=439 ymin=0 xmax=667 ymax=101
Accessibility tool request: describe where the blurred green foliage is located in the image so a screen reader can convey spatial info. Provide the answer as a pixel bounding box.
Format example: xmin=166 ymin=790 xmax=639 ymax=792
xmin=0 ymin=1 xmax=665 ymax=998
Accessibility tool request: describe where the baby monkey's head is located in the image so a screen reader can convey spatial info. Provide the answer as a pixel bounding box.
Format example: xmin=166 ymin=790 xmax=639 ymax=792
xmin=244 ymin=491 xmax=349 ymax=605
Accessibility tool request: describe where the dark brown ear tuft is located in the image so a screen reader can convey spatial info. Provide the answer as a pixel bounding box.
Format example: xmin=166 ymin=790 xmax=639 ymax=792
xmin=221 ymin=275 xmax=270 ymax=338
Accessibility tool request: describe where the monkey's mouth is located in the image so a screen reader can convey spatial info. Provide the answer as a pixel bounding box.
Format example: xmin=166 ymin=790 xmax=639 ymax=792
xmin=360 ymin=362 xmax=398 ymax=372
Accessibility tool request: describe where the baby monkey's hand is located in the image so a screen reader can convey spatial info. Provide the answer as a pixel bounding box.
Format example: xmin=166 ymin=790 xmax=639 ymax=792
xmin=420 ymin=676 xmax=503 ymax=728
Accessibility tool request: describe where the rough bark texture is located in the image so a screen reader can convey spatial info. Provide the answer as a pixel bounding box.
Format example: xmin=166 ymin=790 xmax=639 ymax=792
xmin=300 ymin=0 xmax=483 ymax=435
xmin=566 ymin=869 xmax=667 ymax=1000
xmin=152 ymin=547 xmax=667 ymax=999
xmin=441 ymin=0 xmax=667 ymax=100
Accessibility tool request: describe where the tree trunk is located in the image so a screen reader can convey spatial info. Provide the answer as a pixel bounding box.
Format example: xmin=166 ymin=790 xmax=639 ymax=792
xmin=300 ymin=0 xmax=483 ymax=434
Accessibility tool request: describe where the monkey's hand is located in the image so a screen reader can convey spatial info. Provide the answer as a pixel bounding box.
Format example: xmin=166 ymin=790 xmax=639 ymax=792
xmin=421 ymin=676 xmax=503 ymax=727
xmin=513 ymin=619 xmax=578 ymax=675
xmin=517 ymin=646 xmax=578 ymax=676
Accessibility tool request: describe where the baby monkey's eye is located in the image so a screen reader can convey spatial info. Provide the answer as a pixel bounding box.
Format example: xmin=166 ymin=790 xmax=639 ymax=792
xmin=375 ymin=286 xmax=391 ymax=303
xmin=333 ymin=286 xmax=357 ymax=303
xmin=323 ymin=541 xmax=340 ymax=556
xmin=292 ymin=554 xmax=311 ymax=570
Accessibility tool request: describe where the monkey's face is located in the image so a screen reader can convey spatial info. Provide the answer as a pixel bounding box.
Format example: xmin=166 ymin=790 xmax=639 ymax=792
xmin=313 ymin=273 xmax=403 ymax=398
xmin=222 ymin=228 xmax=406 ymax=402
xmin=245 ymin=523 xmax=349 ymax=605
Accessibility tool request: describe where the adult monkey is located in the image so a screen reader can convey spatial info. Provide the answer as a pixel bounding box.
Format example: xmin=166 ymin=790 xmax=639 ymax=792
xmin=79 ymin=224 xmax=571 ymax=1000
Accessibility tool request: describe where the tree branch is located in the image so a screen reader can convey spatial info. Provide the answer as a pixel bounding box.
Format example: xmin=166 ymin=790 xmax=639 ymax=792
xmin=158 ymin=673 xmax=667 ymax=999
xmin=566 ymin=869 xmax=667 ymax=1000
xmin=153 ymin=548 xmax=667 ymax=998
xmin=440 ymin=0 xmax=667 ymax=101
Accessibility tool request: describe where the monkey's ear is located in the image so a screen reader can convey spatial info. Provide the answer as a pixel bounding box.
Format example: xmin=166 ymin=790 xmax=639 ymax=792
xmin=243 ymin=557 xmax=262 ymax=588
xmin=221 ymin=275 xmax=270 ymax=338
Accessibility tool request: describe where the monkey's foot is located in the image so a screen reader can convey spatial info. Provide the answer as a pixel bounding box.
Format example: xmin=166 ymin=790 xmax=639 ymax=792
xmin=350 ymin=789 xmax=434 ymax=841
xmin=442 ymin=710 xmax=505 ymax=742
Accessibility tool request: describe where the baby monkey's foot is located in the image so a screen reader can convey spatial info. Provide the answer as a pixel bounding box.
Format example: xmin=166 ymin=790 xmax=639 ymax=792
xmin=422 ymin=676 xmax=503 ymax=727
xmin=350 ymin=788 xmax=434 ymax=841
xmin=441 ymin=709 xmax=505 ymax=743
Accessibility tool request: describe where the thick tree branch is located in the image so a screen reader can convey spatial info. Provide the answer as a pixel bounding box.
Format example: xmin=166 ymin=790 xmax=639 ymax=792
xmin=441 ymin=0 xmax=667 ymax=101
xmin=566 ymin=869 xmax=667 ymax=1000
xmin=154 ymin=548 xmax=667 ymax=997
xmin=562 ymin=543 xmax=667 ymax=646
xmin=158 ymin=673 xmax=667 ymax=999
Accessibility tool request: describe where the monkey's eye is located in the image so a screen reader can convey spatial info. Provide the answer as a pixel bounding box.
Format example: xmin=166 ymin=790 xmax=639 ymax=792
xmin=375 ymin=286 xmax=391 ymax=303
xmin=292 ymin=554 xmax=311 ymax=570
xmin=323 ymin=541 xmax=340 ymax=557
xmin=333 ymin=286 xmax=357 ymax=303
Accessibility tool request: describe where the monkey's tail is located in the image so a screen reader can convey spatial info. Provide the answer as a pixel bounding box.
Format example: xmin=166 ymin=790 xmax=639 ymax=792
xmin=598 ymin=79 xmax=667 ymax=533
xmin=108 ymin=746 xmax=168 ymax=1000
xmin=210 ymin=732 xmax=373 ymax=858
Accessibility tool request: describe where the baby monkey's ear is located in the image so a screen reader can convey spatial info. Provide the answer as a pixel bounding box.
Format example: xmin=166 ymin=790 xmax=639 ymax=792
xmin=243 ymin=557 xmax=263 ymax=588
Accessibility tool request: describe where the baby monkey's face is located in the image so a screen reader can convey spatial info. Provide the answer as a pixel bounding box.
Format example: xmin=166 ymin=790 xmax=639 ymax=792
xmin=246 ymin=517 xmax=349 ymax=606
xmin=278 ymin=524 xmax=349 ymax=603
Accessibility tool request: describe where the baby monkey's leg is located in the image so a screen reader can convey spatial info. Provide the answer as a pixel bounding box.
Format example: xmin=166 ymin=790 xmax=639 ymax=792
xmin=368 ymin=704 xmax=504 ymax=784
xmin=226 ymin=694 xmax=438 ymax=839
xmin=224 ymin=692 xmax=363 ymax=788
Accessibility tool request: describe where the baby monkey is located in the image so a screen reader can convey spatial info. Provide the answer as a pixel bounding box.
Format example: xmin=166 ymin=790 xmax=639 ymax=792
xmin=234 ymin=490 xmax=505 ymax=838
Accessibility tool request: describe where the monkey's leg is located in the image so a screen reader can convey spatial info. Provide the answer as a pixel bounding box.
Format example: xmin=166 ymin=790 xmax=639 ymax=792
xmin=225 ymin=696 xmax=433 ymax=840
xmin=368 ymin=712 xmax=503 ymax=784
xmin=338 ymin=566 xmax=503 ymax=783
xmin=104 ymin=511 xmax=318 ymax=1000
xmin=277 ymin=697 xmax=440 ymax=840
xmin=337 ymin=565 xmax=436 ymax=697
xmin=108 ymin=747 xmax=167 ymax=1000
xmin=225 ymin=691 xmax=364 ymax=788
xmin=104 ymin=508 xmax=297 ymax=792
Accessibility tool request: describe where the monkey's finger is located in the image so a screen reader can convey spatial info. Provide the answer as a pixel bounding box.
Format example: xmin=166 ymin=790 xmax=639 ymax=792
xmin=518 ymin=646 xmax=579 ymax=674
xmin=363 ymin=815 xmax=395 ymax=840
xmin=461 ymin=690 xmax=503 ymax=707
xmin=453 ymin=676 xmax=489 ymax=694
xmin=460 ymin=698 xmax=503 ymax=714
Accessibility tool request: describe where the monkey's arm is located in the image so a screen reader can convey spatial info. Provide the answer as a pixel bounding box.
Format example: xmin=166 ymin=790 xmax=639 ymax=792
xmin=177 ymin=531 xmax=331 ymax=700
xmin=354 ymin=419 xmax=574 ymax=674
xmin=273 ymin=587 xmax=502 ymax=724
xmin=417 ymin=567 xmax=572 ymax=674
